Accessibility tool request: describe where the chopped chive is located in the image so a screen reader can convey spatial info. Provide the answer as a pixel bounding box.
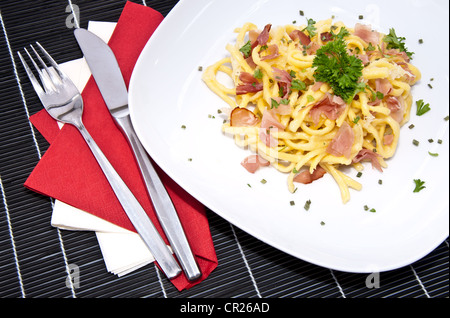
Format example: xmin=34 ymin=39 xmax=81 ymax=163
xmin=356 ymin=172 xmax=363 ymax=178
xmin=358 ymin=15 xmax=364 ymax=19
xmin=364 ymin=205 xmax=369 ymax=211
xmin=290 ymin=200 xmax=295 ymax=206
xmin=444 ymin=115 xmax=449 ymax=121
xmin=418 ymin=39 xmax=424 ymax=44
xmin=428 ymin=151 xmax=439 ymax=157
xmin=378 ymin=179 xmax=383 ymax=185
xmin=369 ymin=208 xmax=376 ymax=213
xmin=412 ymin=139 xmax=419 ymax=146
xmin=408 ymin=124 xmax=415 ymax=129
xmin=181 ymin=125 xmax=186 ymax=129
xmin=261 ymin=179 xmax=267 ymax=184
xmin=188 ymin=158 xmax=192 ymax=161
xmin=247 ymin=183 xmax=252 ymax=188
xmin=198 ymin=66 xmax=203 ymax=71
xmin=299 ymin=10 xmax=304 ymax=16
xmin=428 ymin=83 xmax=433 ymax=89
xmin=438 ymin=139 xmax=443 ymax=144
xmin=320 ymin=221 xmax=325 ymax=226
xmin=304 ymin=199 xmax=311 ymax=211
xmin=428 ymin=139 xmax=434 ymax=143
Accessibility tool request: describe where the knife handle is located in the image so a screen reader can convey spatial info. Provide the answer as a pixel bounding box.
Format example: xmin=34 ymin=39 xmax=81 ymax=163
xmin=115 ymin=114 xmax=202 ymax=282
xmin=75 ymin=120 xmax=182 ymax=279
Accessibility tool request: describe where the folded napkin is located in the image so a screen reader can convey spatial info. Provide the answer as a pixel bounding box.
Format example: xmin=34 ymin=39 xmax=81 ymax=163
xmin=25 ymin=1 xmax=217 ymax=291
xmin=51 ymin=21 xmax=157 ymax=278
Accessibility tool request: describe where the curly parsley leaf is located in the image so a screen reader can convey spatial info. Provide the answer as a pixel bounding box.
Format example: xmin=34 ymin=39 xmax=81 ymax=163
xmin=312 ymin=32 xmax=364 ymax=102
xmin=413 ymin=179 xmax=426 ymax=192
xmin=383 ymin=28 xmax=414 ymax=59
xmin=302 ymin=18 xmax=317 ymax=37
xmin=239 ymin=40 xmax=252 ymax=58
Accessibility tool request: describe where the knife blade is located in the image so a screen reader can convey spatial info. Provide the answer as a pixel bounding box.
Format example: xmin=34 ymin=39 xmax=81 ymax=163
xmin=74 ymin=28 xmax=201 ymax=281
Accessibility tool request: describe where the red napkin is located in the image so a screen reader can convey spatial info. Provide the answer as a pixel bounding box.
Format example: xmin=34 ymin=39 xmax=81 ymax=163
xmin=24 ymin=1 xmax=217 ymax=291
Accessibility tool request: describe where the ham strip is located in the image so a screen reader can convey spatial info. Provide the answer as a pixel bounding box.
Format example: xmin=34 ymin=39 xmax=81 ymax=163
xmin=241 ymin=155 xmax=270 ymax=173
xmin=309 ymin=93 xmax=347 ymax=125
xmin=272 ymin=67 xmax=292 ymax=99
xmin=244 ymin=24 xmax=272 ymax=68
xmin=352 ymin=148 xmax=383 ymax=172
xmin=385 ymin=96 xmax=404 ymax=123
xmin=368 ymin=78 xmax=393 ymax=106
xmin=326 ymin=121 xmax=354 ymax=158
xmin=259 ymin=110 xmax=285 ymax=147
xmin=236 ymin=72 xmax=263 ymax=95
xmin=354 ymin=23 xmax=380 ymax=45
xmin=289 ymin=29 xmax=311 ymax=46
xmin=230 ymin=107 xmax=260 ymax=127
xmin=260 ymin=44 xmax=280 ymax=61
xmin=293 ymin=166 xmax=327 ymax=184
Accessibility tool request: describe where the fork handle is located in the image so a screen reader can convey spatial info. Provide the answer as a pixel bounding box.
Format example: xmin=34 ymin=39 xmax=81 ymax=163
xmin=115 ymin=114 xmax=202 ymax=282
xmin=75 ymin=121 xmax=182 ymax=279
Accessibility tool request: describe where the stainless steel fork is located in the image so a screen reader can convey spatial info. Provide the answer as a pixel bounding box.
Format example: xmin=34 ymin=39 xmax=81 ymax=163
xmin=18 ymin=43 xmax=182 ymax=279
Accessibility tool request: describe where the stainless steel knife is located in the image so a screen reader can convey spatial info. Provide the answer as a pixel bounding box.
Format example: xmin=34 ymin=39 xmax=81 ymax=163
xmin=74 ymin=28 xmax=201 ymax=281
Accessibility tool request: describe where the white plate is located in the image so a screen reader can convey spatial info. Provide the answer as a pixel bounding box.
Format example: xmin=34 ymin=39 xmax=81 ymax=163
xmin=129 ymin=0 xmax=449 ymax=273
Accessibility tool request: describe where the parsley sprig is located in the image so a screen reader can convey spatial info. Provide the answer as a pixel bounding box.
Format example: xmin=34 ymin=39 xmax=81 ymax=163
xmin=383 ymin=28 xmax=414 ymax=59
xmin=413 ymin=179 xmax=426 ymax=192
xmin=302 ymin=18 xmax=317 ymax=37
xmin=312 ymin=28 xmax=363 ymax=102
xmin=239 ymin=40 xmax=252 ymax=58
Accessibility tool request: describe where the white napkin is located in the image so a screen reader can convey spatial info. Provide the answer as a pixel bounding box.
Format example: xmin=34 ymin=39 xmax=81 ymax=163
xmin=51 ymin=21 xmax=156 ymax=276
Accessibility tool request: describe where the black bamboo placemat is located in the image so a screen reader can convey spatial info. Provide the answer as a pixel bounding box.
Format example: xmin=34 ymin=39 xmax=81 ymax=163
xmin=0 ymin=0 xmax=448 ymax=301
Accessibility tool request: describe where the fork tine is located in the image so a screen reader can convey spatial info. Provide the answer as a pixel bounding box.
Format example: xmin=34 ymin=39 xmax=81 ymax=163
xmin=30 ymin=44 xmax=62 ymax=87
xmin=17 ymin=51 xmax=45 ymax=97
xmin=35 ymin=42 xmax=67 ymax=79
xmin=24 ymin=47 xmax=56 ymax=93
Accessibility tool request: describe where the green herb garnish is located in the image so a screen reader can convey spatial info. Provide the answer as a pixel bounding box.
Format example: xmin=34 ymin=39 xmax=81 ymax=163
xmin=302 ymin=18 xmax=317 ymax=37
xmin=383 ymin=28 xmax=414 ymax=59
xmin=413 ymin=179 xmax=426 ymax=192
xmin=253 ymin=68 xmax=263 ymax=79
xmin=416 ymin=99 xmax=430 ymax=116
xmin=312 ymin=30 xmax=363 ymax=102
xmin=304 ymin=199 xmax=311 ymax=211
xmin=306 ymin=95 xmax=315 ymax=103
xmin=270 ymin=98 xmax=289 ymax=109
xmin=290 ymin=79 xmax=306 ymax=91
xmin=239 ymin=40 xmax=252 ymax=58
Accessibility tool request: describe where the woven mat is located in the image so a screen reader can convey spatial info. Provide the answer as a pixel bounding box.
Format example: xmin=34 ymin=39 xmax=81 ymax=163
xmin=0 ymin=0 xmax=447 ymax=299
